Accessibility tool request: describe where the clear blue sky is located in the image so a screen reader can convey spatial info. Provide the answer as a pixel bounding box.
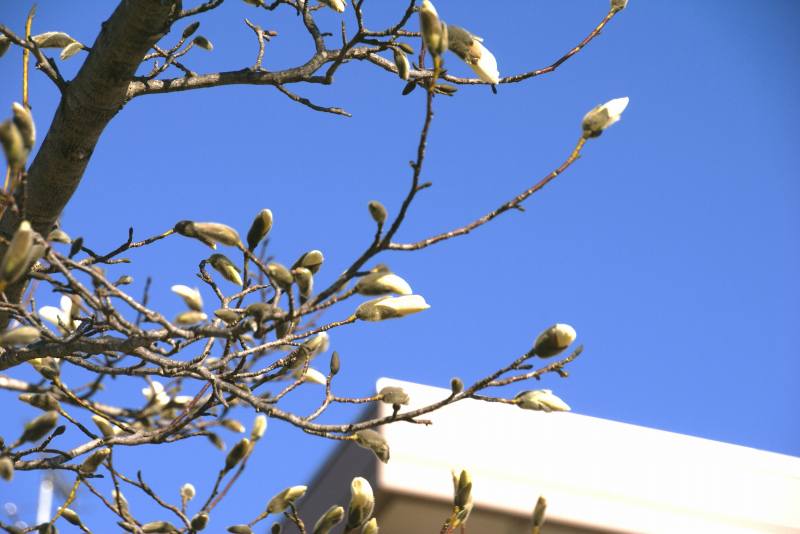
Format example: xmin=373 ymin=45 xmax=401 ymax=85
xmin=1 ymin=0 xmax=798 ymax=530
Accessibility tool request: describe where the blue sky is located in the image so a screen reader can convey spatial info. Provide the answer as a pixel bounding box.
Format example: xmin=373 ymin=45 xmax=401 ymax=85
xmin=1 ymin=0 xmax=799 ymax=530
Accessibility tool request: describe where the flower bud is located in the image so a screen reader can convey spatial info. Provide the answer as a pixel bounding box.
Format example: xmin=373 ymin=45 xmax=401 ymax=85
xmin=378 ymin=386 xmax=409 ymax=406
xmin=80 ymin=448 xmax=111 ymax=474
xmin=224 ymin=438 xmax=251 ymax=471
xmin=611 ymin=0 xmax=628 ymax=11
xmin=19 ymin=393 xmax=60 ymax=411
xmin=355 ymin=272 xmax=412 ymax=296
xmin=191 ymin=512 xmax=209 ymax=531
xmin=221 ymin=419 xmax=245 ymax=433
xmin=181 ymin=483 xmax=196 ymax=502
xmin=0 ymin=36 xmax=10 ymax=58
xmin=61 ymin=508 xmax=82 ymax=526
xmin=175 ymin=310 xmax=208 ymax=325
xmin=247 ymin=209 xmax=273 ymax=251
xmin=581 ymin=97 xmax=629 ymax=138
xmin=320 ymin=0 xmax=346 ymax=12
xmin=267 ymin=263 xmax=293 ymax=290
xmin=367 ymin=201 xmax=388 ymax=227
xmin=207 ymin=433 xmax=226 ymax=450
xmin=215 ymin=308 xmax=242 ymax=324
xmin=20 ymin=410 xmax=59 ymax=443
xmin=419 ymin=0 xmax=447 ymax=57
xmin=114 ymin=275 xmax=134 ymax=286
xmin=532 ymin=495 xmax=547 ymax=531
xmin=393 ymin=49 xmax=410 ymax=80
xmin=329 ymin=351 xmax=340 ymax=376
xmin=267 ymin=485 xmax=308 ymax=514
xmin=0 ymin=456 xmax=13 ymax=481
xmin=47 ymin=228 xmax=71 ymax=243
xmin=171 ymin=284 xmax=203 ymax=312
xmin=142 ymin=521 xmax=179 ymax=533
xmin=0 ymin=220 xmax=34 ymax=286
xmin=91 ymin=415 xmax=118 ymax=438
xmin=361 ymin=518 xmax=379 ymax=534
xmin=0 ymin=120 xmax=27 ymax=172
xmin=515 ymin=389 xmax=571 ymax=412
xmin=293 ymin=249 xmax=324 ymax=274
xmin=251 ymin=414 xmax=268 ymax=441
xmin=271 ymin=524 xmax=281 ymax=534
xmin=533 ymin=323 xmax=576 ymax=358
xmin=11 ymin=103 xmax=35 ymax=150
xmin=227 ymin=526 xmax=253 ymax=534
xmin=60 ymin=41 xmax=83 ymax=60
xmin=209 ymin=254 xmax=243 ymax=286
xmin=29 ymin=357 xmax=60 ymax=380
xmin=450 ymin=377 xmax=464 ymax=395
xmin=313 ymin=505 xmax=344 ymax=534
xmin=355 ymin=295 xmax=429 ymax=321
xmin=182 ymin=21 xmax=201 ymax=39
xmin=354 ymin=429 xmax=390 ymax=463
xmin=193 ymin=36 xmax=213 ymax=51
xmin=347 ymin=477 xmax=375 ymax=530
xmin=292 ymin=267 xmax=313 ymax=299
xmin=175 ymin=221 xmax=240 ymax=249
xmin=452 ymin=469 xmax=472 ymax=511
xmin=0 ymin=326 xmax=41 ymax=347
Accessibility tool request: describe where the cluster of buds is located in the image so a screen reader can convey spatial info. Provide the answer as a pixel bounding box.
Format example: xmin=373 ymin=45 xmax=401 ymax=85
xmin=447 ymin=469 xmax=474 ymax=530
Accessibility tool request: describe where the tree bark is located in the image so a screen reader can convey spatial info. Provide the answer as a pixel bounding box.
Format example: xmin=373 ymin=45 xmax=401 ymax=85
xmin=0 ymin=0 xmax=179 ymax=319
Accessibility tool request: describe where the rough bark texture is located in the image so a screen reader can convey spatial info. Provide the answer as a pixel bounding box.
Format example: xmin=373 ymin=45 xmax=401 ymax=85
xmin=0 ymin=0 xmax=179 ymax=314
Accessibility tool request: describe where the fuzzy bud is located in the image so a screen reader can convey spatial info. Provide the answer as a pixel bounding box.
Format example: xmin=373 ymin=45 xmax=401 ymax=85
xmin=450 ymin=377 xmax=464 ymax=395
xmin=293 ymin=250 xmax=324 ymax=274
xmin=267 ymin=263 xmax=293 ymax=290
xmin=171 ymin=284 xmax=203 ymax=312
xmin=533 ymin=323 xmax=576 ymax=358
xmin=80 ymin=448 xmax=111 ymax=474
xmin=582 ymin=97 xmax=629 ymax=138
xmin=611 ymin=0 xmax=628 ymax=11
xmin=361 ymin=518 xmax=379 ymax=534
xmin=191 ymin=512 xmax=209 ymax=531
xmin=60 ymin=41 xmax=83 ymax=60
xmin=91 ymin=415 xmax=118 ymax=438
xmin=224 ymin=438 xmax=251 ymax=471
xmin=355 ymin=295 xmax=429 ymax=322
xmin=142 ymin=521 xmax=179 ymax=533
xmin=267 ymin=485 xmax=308 ymax=514
xmin=221 ymin=419 xmax=245 ymax=433
xmin=20 ymin=410 xmax=59 ymax=443
xmin=313 ymin=505 xmax=344 ymax=534
xmin=515 ymin=389 xmax=571 ymax=412
xmin=329 ymin=351 xmax=340 ymax=376
xmin=354 ymin=429 xmax=390 ymax=463
xmin=251 ymin=415 xmax=268 ymax=441
xmin=61 ymin=508 xmax=81 ymax=526
xmin=0 ymin=326 xmax=41 ymax=347
xmin=292 ymin=267 xmax=313 ymax=299
xmin=419 ymin=0 xmax=447 ymax=57
xmin=0 ymin=220 xmax=34 ymax=286
xmin=181 ymin=483 xmax=196 ymax=502
xmin=215 ymin=308 xmax=242 ymax=324
xmin=368 ymin=200 xmax=388 ymax=225
xmin=0 ymin=120 xmax=27 ymax=172
xmin=532 ymin=496 xmax=547 ymax=531
xmin=175 ymin=311 xmax=208 ymax=325
xmin=0 ymin=457 xmax=13 ymax=481
xmin=355 ymin=272 xmax=412 ymax=296
xmin=247 ymin=209 xmax=273 ymax=251
xmin=378 ymin=386 xmax=409 ymax=406
xmin=209 ymin=254 xmax=243 ymax=286
xmin=346 ymin=477 xmax=375 ymax=530
xmin=182 ymin=21 xmax=201 ymax=39
xmin=392 ymin=49 xmax=410 ymax=81
xmin=11 ymin=103 xmax=35 ymax=150
xmin=227 ymin=526 xmax=253 ymax=534
xmin=19 ymin=393 xmax=60 ymax=412
xmin=193 ymin=36 xmax=213 ymax=51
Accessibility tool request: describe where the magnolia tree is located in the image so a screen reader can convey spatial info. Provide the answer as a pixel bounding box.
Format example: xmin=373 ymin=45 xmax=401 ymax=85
xmin=0 ymin=0 xmax=629 ymax=532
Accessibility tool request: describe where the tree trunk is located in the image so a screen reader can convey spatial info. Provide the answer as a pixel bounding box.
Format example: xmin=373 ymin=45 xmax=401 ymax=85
xmin=0 ymin=0 xmax=179 ymax=321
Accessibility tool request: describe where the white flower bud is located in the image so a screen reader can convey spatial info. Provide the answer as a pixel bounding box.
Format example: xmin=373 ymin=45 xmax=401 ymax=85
xmin=251 ymin=414 xmax=268 ymax=441
xmin=320 ymin=0 xmax=345 ymax=12
xmin=533 ymin=323 xmax=576 ymax=358
xmin=346 ymin=477 xmax=375 ymax=530
xmin=355 ymin=295 xmax=429 ymax=321
xmin=313 ymin=505 xmax=344 ymax=534
xmin=171 ymin=284 xmax=204 ymax=311
xmin=0 ymin=326 xmax=40 ymax=347
xmin=515 ymin=389 xmax=571 ymax=412
xmin=355 ymin=272 xmax=412 ymax=296
xmin=181 ymin=483 xmax=196 ymax=502
xmin=267 ymin=485 xmax=308 ymax=514
xmin=582 ymin=97 xmax=629 ymax=138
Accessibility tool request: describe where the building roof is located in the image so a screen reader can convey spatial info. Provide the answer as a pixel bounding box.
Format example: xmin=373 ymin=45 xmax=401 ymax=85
xmin=296 ymin=378 xmax=800 ymax=533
